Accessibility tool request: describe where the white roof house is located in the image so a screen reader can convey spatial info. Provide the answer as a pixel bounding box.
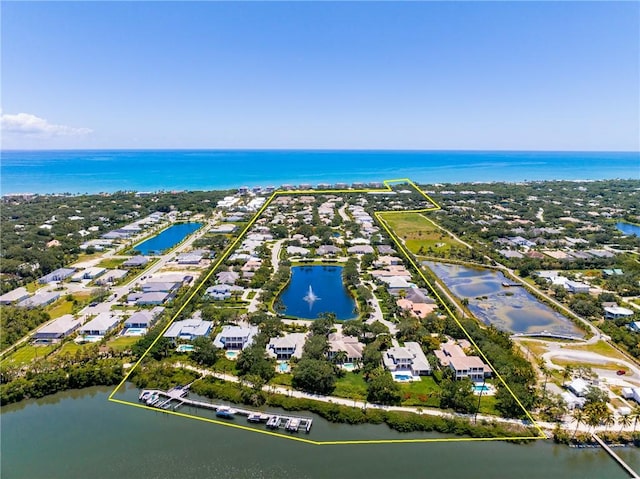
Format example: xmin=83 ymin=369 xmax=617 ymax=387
xmin=213 ymin=325 xmax=258 ymax=350
xmin=164 ymin=319 xmax=213 ymax=341
xmin=79 ymin=312 xmax=122 ymax=336
xmin=124 ymin=307 xmax=164 ymax=329
xmin=0 ymin=287 xmax=30 ymax=305
xmin=566 ymin=378 xmax=591 ymax=397
xmin=267 ymin=333 xmax=308 ymax=360
xmin=604 ymin=306 xmax=634 ymax=320
xmin=18 ymin=291 xmax=60 ymax=309
xmin=35 ymin=314 xmax=81 ymax=340
xmin=382 ymin=342 xmax=432 ymax=377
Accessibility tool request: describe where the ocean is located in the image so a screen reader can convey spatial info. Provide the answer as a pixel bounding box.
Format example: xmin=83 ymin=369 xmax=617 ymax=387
xmin=1 ymin=149 xmax=638 ymax=195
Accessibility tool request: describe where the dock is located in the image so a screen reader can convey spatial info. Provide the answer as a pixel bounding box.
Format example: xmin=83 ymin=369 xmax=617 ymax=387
xmin=592 ymin=434 xmax=640 ymax=478
xmin=502 ymin=282 xmax=523 ymax=287
xmin=138 ymin=388 xmax=313 ymax=433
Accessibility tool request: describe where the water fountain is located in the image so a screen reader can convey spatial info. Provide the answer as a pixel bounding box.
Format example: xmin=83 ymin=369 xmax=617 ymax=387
xmin=302 ymin=285 xmax=320 ymax=310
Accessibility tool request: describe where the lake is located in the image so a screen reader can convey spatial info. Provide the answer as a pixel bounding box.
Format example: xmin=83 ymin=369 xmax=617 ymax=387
xmin=617 ymin=222 xmax=640 ymax=237
xmin=2 ymin=386 xmax=638 ymax=479
xmin=279 ymin=265 xmax=356 ymax=320
xmin=423 ymin=262 xmax=584 ymax=337
xmin=133 ymin=222 xmax=202 ymax=255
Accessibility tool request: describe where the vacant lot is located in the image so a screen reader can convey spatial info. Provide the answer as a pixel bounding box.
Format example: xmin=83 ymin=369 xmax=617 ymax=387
xmin=380 ymin=212 xmax=463 ymax=255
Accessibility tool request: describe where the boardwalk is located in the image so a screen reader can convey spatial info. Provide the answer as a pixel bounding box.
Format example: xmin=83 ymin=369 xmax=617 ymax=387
xmin=592 ymin=434 xmax=640 ymax=479
xmin=138 ymin=387 xmax=313 ymax=433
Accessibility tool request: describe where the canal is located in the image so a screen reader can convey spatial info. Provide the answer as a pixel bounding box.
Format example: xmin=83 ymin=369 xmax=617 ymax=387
xmin=2 ymin=386 xmax=638 ymax=478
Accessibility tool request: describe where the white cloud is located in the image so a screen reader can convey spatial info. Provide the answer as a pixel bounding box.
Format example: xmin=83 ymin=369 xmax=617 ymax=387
xmin=1 ymin=112 xmax=92 ymax=137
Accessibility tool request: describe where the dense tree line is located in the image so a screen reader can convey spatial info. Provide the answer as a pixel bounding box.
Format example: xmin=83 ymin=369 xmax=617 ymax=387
xmin=1 ymin=307 xmax=50 ymax=350
xmin=0 ymin=359 xmax=123 ymax=405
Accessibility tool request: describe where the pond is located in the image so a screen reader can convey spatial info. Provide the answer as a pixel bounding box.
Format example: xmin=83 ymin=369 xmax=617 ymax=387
xmin=133 ymin=222 xmax=202 ymax=255
xmin=617 ymin=222 xmax=640 ymax=237
xmin=279 ymin=265 xmax=357 ymax=320
xmin=423 ymin=261 xmax=584 ymax=338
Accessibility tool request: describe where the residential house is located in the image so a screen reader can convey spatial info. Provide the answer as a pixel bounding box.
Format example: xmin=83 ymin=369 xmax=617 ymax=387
xmin=123 ymin=256 xmax=149 ymax=268
xmin=327 ymin=332 xmax=365 ymax=363
xmin=267 ymin=333 xmax=307 ymax=360
xmin=124 ymin=307 xmax=164 ymax=329
xmin=34 ymin=314 xmax=81 ymax=341
xmin=213 ymin=325 xmax=259 ymax=350
xmin=564 ymin=281 xmax=590 ymax=294
xmin=38 ymin=268 xmax=76 ymax=284
xmin=0 ymin=287 xmax=30 ymax=305
xmin=382 ymin=342 xmax=432 ymax=377
xmin=604 ymin=306 xmax=635 ymax=320
xmin=164 ymin=318 xmax=213 ymax=341
xmin=18 ymin=291 xmax=60 ymax=308
xmin=79 ymin=312 xmax=122 ymax=336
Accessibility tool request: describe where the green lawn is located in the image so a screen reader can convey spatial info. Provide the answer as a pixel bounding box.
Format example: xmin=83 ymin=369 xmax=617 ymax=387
xmin=97 ymin=257 xmax=127 ymax=269
xmin=270 ymin=374 xmax=293 ymax=387
xmin=56 ymin=341 xmax=91 ymax=356
xmin=2 ymin=344 xmax=56 ymax=367
xmin=399 ymin=376 xmax=441 ymax=407
xmin=333 ymin=372 xmax=368 ymax=400
xmin=380 ymin=212 xmax=463 ymax=255
xmin=46 ymin=299 xmax=74 ymax=318
xmin=107 ymin=336 xmax=140 ymax=352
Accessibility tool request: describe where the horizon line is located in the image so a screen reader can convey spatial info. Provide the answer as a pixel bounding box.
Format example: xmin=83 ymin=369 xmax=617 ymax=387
xmin=2 ymin=148 xmax=639 ymax=154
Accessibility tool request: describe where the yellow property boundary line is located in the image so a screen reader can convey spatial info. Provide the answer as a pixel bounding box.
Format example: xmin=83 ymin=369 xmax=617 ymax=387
xmin=108 ymin=178 xmax=547 ymax=444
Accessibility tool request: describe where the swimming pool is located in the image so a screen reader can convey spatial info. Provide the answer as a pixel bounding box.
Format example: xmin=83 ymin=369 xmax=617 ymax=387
xmin=278 ymin=361 xmax=290 ymax=373
xmin=176 ymin=344 xmax=195 ymax=353
xmin=393 ymin=373 xmax=413 ymax=381
xmin=123 ymin=327 xmax=147 ymax=336
xmin=342 ymin=362 xmax=355 ymax=371
xmin=472 ymin=383 xmax=494 ymax=395
xmin=225 ymin=350 xmax=239 ymax=359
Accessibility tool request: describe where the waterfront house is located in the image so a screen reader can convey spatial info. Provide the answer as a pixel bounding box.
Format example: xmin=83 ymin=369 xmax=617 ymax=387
xmin=382 ymin=342 xmax=432 ymax=377
xmin=327 ymin=332 xmax=364 ymax=363
xmin=34 ymin=314 xmax=81 ymax=342
xmin=164 ymin=318 xmax=213 ymax=342
xmin=435 ymin=341 xmax=491 ymax=381
xmin=347 ymin=245 xmax=375 ymax=255
xmin=316 ymin=245 xmax=341 ymax=256
xmin=266 ymin=333 xmax=307 ymax=360
xmin=213 ymin=325 xmax=259 ymax=350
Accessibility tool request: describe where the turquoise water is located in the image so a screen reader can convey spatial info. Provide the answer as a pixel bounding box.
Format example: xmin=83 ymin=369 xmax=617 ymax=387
xmin=279 ymin=266 xmax=356 ymax=320
xmin=176 ymin=344 xmax=195 ymax=352
xmin=2 ymin=386 xmax=639 ymax=478
xmin=424 ymin=262 xmax=583 ymax=337
xmin=133 ymin=222 xmax=202 ymax=255
xmin=278 ymin=361 xmax=289 ymax=372
xmin=394 ymin=374 xmax=413 ymax=381
xmin=617 ymin=222 xmax=640 ymax=236
xmin=473 ymin=384 xmax=490 ymax=393
xmin=1 ymin=150 xmax=638 ymax=194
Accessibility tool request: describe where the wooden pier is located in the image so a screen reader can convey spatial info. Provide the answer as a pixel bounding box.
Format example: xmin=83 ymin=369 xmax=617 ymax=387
xmin=139 ymin=388 xmax=313 ymax=433
xmin=592 ymin=434 xmax=640 ymax=479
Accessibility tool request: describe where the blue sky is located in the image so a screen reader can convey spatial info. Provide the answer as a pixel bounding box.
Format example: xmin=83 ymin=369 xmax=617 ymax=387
xmin=1 ymin=1 xmax=638 ymax=150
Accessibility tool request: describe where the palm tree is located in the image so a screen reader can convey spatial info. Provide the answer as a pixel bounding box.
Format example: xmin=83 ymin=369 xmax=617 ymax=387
xmin=602 ymin=411 xmax=616 ymax=432
xmin=618 ymin=413 xmax=632 ymax=433
xmin=631 ymin=405 xmax=640 ymax=433
xmin=572 ymin=408 xmax=585 ymax=438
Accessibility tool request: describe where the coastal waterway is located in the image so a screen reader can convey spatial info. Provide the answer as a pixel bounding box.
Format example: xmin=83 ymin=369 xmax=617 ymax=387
xmin=2 ymin=386 xmax=639 ymax=478
xmin=424 ymin=261 xmax=584 ymax=338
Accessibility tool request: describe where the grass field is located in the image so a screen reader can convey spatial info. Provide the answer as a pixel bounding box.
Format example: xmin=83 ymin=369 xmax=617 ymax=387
xmin=107 ymin=336 xmax=140 ymax=352
xmin=2 ymin=344 xmax=56 ymax=367
xmin=516 ymin=339 xmax=549 ymax=358
xmin=379 ymin=212 xmax=463 ymax=255
xmin=97 ymin=258 xmax=127 ymax=269
xmin=333 ymin=372 xmax=368 ymax=400
xmin=564 ymin=340 xmax=629 ymax=362
xmin=399 ymin=376 xmax=441 ymax=407
xmin=551 ymin=358 xmax=625 ymax=372
xmin=46 ymin=299 xmax=74 ymax=318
